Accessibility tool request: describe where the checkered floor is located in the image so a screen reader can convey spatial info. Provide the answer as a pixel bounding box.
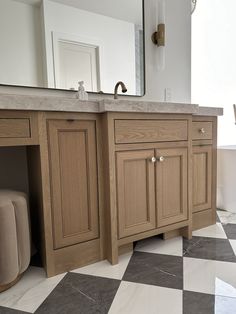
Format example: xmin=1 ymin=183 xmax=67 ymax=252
xmin=0 ymin=210 xmax=236 ymax=314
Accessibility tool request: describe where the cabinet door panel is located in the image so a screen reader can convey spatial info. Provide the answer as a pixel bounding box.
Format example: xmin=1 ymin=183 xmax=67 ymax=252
xmin=47 ymin=120 xmax=99 ymax=249
xmin=193 ymin=146 xmax=212 ymax=213
xmin=116 ymin=150 xmax=156 ymax=238
xmin=156 ymin=148 xmax=188 ymax=227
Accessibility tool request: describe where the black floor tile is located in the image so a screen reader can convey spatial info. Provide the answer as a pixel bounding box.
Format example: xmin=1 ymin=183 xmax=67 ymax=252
xmin=123 ymin=251 xmax=183 ymax=290
xmin=222 ymin=223 xmax=236 ymax=240
xmin=0 ymin=308 xmax=28 ymax=314
xmin=35 ymin=272 xmax=120 ymax=314
xmin=183 ymin=236 xmax=236 ymax=263
xmin=183 ymin=291 xmax=215 ymax=314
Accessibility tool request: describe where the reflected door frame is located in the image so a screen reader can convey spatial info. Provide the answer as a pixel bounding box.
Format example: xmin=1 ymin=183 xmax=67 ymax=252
xmin=52 ymin=32 xmax=102 ymax=92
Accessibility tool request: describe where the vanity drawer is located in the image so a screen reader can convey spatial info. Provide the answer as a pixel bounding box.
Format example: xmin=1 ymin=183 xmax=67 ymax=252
xmin=0 ymin=118 xmax=30 ymax=138
xmin=0 ymin=111 xmax=39 ymax=146
xmin=192 ymin=122 xmax=213 ymax=140
xmin=114 ymin=119 xmax=188 ymax=144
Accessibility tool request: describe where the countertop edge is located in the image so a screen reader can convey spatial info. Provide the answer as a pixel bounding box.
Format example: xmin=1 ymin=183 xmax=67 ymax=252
xmin=0 ymin=94 xmax=223 ymax=116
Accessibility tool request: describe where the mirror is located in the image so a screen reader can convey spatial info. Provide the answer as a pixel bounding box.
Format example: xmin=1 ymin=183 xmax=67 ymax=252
xmin=0 ymin=0 xmax=145 ymax=96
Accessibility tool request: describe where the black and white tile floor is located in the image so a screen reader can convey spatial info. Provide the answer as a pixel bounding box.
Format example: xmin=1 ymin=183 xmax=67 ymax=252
xmin=1 ymin=210 xmax=236 ymax=314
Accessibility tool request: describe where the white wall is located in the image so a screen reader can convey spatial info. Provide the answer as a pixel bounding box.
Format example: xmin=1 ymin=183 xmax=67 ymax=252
xmin=0 ymin=0 xmax=44 ymax=87
xmin=51 ymin=0 xmax=142 ymax=25
xmin=144 ymin=0 xmax=191 ymax=102
xmin=41 ymin=0 xmax=136 ymax=94
xmin=192 ymin=0 xmax=236 ymax=146
xmin=0 ymin=0 xmax=191 ymax=103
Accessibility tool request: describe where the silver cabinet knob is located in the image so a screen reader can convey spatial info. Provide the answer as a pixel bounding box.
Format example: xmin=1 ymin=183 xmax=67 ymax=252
xmin=199 ymin=128 xmax=205 ymax=134
xmin=158 ymin=156 xmax=165 ymax=162
xmin=150 ymin=157 xmax=157 ymax=163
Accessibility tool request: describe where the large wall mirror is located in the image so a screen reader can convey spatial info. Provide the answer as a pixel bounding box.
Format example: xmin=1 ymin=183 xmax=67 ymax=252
xmin=0 ymin=0 xmax=145 ymax=96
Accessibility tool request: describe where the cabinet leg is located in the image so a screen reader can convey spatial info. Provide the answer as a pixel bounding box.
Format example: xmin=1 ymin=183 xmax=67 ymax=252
xmin=181 ymin=225 xmax=192 ymax=240
xmin=107 ymin=246 xmax=119 ymax=265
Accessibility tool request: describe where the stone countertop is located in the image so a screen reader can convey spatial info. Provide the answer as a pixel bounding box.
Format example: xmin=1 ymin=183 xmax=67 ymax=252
xmin=194 ymin=106 xmax=223 ymax=116
xmin=0 ymin=93 xmax=223 ymax=116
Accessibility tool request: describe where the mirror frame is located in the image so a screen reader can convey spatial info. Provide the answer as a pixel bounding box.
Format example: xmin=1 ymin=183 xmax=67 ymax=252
xmin=0 ymin=0 xmax=145 ymax=97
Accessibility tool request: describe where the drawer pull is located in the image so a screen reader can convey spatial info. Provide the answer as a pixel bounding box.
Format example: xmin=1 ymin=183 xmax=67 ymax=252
xmin=158 ymin=156 xmax=165 ymax=162
xmin=67 ymin=119 xmax=75 ymax=122
xmin=150 ymin=157 xmax=157 ymax=163
xmin=199 ymin=128 xmax=206 ymax=134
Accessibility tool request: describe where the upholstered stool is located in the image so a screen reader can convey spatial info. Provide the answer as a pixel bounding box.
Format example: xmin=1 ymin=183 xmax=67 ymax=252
xmin=0 ymin=190 xmax=31 ymax=292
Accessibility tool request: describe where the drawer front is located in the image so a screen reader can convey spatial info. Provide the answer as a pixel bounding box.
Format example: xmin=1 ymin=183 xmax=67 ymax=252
xmin=0 ymin=118 xmax=30 ymax=138
xmin=115 ymin=120 xmax=188 ymax=144
xmin=192 ymin=122 xmax=213 ymax=140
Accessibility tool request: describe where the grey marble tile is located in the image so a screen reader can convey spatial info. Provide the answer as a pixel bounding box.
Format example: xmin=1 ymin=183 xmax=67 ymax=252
xmin=35 ymin=272 xmax=120 ymax=314
xmin=222 ymin=223 xmax=236 ymax=240
xmin=183 ymin=291 xmax=214 ymax=314
xmin=0 ymin=308 xmax=28 ymax=314
xmin=123 ymin=251 xmax=183 ymax=290
xmin=184 ymin=291 xmax=236 ymax=314
xmin=183 ymin=236 xmax=236 ymax=263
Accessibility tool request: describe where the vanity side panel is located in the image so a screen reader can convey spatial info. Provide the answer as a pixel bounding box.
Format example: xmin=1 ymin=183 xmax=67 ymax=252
xmin=192 ymin=116 xmax=217 ymax=230
xmin=38 ymin=112 xmax=104 ymax=276
xmin=47 ymin=119 xmax=99 ymax=249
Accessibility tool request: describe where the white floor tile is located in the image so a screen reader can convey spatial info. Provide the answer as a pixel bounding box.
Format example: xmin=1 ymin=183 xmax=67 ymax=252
xmin=215 ymin=295 xmax=236 ymax=314
xmin=229 ymin=240 xmax=236 ymax=255
xmin=71 ymin=252 xmax=132 ymax=280
xmin=0 ymin=267 xmax=66 ymax=313
xmin=217 ymin=211 xmax=236 ymax=224
xmin=184 ymin=257 xmax=236 ymax=297
xmin=109 ymin=281 xmax=182 ymax=314
xmin=193 ymin=223 xmax=227 ymax=239
xmin=135 ymin=236 xmax=183 ymax=256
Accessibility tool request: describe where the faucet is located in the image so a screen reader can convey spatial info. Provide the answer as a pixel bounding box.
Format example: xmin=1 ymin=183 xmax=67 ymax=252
xmin=114 ymin=81 xmax=127 ymax=99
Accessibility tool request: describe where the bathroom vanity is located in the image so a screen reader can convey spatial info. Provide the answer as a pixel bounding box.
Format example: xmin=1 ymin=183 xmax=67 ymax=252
xmin=0 ymin=95 xmax=223 ymax=277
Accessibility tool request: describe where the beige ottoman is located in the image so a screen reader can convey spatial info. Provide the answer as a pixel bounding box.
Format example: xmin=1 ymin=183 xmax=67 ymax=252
xmin=0 ymin=190 xmax=31 ymax=292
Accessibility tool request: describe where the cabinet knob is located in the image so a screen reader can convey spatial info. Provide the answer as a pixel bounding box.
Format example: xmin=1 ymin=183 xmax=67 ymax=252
xmin=158 ymin=156 xmax=165 ymax=162
xmin=150 ymin=157 xmax=157 ymax=163
xmin=199 ymin=128 xmax=205 ymax=134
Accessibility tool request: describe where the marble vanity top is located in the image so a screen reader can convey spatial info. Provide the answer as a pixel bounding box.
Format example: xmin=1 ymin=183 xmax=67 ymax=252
xmin=0 ymin=93 xmax=223 ymax=116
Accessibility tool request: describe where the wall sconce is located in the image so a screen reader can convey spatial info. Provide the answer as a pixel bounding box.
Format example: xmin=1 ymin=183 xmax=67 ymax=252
xmin=152 ymin=0 xmax=165 ymax=71
xmin=152 ymin=24 xmax=165 ymax=47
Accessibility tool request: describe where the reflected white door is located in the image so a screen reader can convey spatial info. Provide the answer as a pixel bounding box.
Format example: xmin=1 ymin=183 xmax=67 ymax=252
xmin=57 ymin=41 xmax=100 ymax=92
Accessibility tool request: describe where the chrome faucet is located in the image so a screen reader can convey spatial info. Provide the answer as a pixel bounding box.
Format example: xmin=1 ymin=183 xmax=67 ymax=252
xmin=114 ymin=81 xmax=127 ymax=99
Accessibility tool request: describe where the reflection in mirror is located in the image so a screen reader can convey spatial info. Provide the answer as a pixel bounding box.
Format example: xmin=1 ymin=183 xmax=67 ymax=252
xmin=0 ymin=0 xmax=144 ymax=96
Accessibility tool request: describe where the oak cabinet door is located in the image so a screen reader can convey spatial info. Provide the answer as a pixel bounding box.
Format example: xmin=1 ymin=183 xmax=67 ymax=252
xmin=47 ymin=120 xmax=99 ymax=249
xmin=116 ymin=150 xmax=156 ymax=238
xmin=193 ymin=146 xmax=212 ymax=213
xmin=156 ymin=147 xmax=188 ymax=227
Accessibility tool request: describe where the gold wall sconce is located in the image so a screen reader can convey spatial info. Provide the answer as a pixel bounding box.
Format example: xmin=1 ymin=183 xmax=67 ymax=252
xmin=152 ymin=23 xmax=165 ymax=47
xmin=153 ymin=0 xmax=165 ymax=71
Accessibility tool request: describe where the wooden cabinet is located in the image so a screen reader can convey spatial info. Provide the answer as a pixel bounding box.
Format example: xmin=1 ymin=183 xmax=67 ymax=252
xmin=116 ymin=147 xmax=188 ymax=238
xmin=156 ymin=148 xmax=188 ymax=227
xmin=47 ymin=119 xmax=99 ymax=249
xmin=193 ymin=146 xmax=212 ymax=213
xmin=116 ymin=150 xmax=156 ymax=238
